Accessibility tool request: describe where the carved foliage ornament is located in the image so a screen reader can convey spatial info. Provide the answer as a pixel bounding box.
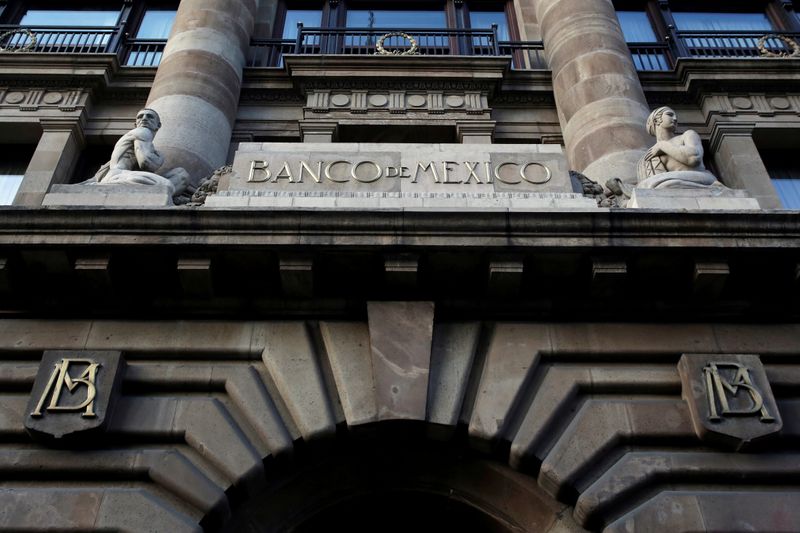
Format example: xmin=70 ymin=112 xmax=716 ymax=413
xmin=757 ymin=34 xmax=800 ymax=58
xmin=375 ymin=32 xmax=419 ymax=56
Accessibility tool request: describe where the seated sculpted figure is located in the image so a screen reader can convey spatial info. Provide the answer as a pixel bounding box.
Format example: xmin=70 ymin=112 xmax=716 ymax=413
xmin=90 ymin=108 xmax=188 ymax=199
xmin=637 ymin=106 xmax=723 ymax=190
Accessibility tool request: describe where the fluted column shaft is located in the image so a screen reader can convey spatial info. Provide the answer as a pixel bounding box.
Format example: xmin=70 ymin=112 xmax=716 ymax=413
xmin=536 ymin=0 xmax=650 ymax=181
xmin=146 ymin=0 xmax=257 ymax=182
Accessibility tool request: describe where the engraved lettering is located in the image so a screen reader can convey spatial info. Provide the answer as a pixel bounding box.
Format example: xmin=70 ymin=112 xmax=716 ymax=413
xmin=273 ymin=161 xmax=294 ymax=182
xmin=351 ymin=161 xmax=382 ymax=183
xmin=442 ymin=161 xmax=461 ymax=184
xmin=248 ymin=161 xmax=270 ymax=182
xmin=413 ymin=162 xmax=440 ymax=183
xmin=299 ymin=161 xmax=323 ymax=183
xmin=520 ymin=162 xmax=552 ymax=184
xmin=385 ymin=166 xmax=400 ymax=178
xmin=464 ymin=162 xmax=483 ymax=184
xmin=324 ymin=160 xmax=351 ymax=183
xmin=494 ymin=162 xmax=521 ymax=184
xmin=31 ymin=359 xmax=101 ymax=419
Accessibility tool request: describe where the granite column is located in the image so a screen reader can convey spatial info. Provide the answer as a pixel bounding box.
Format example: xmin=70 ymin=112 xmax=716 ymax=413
xmin=535 ymin=0 xmax=651 ymax=182
xmin=146 ymin=0 xmax=256 ymax=183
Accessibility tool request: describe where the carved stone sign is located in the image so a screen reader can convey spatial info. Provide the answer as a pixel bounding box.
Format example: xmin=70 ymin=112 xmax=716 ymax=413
xmin=679 ymin=354 xmax=781 ymax=450
xmin=209 ymin=142 xmax=595 ymax=209
xmin=24 ymin=351 xmax=125 ymax=441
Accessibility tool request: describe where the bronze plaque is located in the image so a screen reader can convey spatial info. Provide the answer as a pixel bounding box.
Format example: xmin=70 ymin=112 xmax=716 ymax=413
xmin=679 ymin=354 xmax=781 ymax=450
xmin=24 ymin=350 xmax=125 ymax=441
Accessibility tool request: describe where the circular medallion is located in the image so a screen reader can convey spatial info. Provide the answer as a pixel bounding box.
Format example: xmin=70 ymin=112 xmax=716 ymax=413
xmin=731 ymin=97 xmax=753 ymax=110
xmin=407 ymin=95 xmax=426 ymax=108
xmin=769 ymin=97 xmax=791 ymax=110
xmin=369 ymin=94 xmax=389 ymax=107
xmin=4 ymin=92 xmax=25 ymax=104
xmin=445 ymin=95 xmax=465 ymax=108
xmin=330 ymin=94 xmax=351 ymax=107
xmin=43 ymin=92 xmax=63 ymax=105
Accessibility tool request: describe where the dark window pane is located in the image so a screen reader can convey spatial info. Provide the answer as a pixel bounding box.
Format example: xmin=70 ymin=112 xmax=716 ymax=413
xmin=0 ymin=145 xmax=34 ymax=205
xmin=283 ymin=9 xmax=322 ymax=39
xmin=617 ymin=11 xmax=658 ymax=42
xmin=672 ymin=12 xmax=773 ymax=31
xmin=135 ymin=10 xmax=176 ymax=39
xmin=762 ymin=149 xmax=800 ymax=209
xmin=20 ymin=10 xmax=120 ymax=27
xmin=346 ymin=10 xmax=447 ymax=29
xmin=470 ymin=10 xmax=509 ymax=41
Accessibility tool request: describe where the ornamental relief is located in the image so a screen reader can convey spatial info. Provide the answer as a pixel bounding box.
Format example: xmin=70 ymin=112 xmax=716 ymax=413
xmin=0 ymin=88 xmax=85 ymax=112
xmin=702 ymin=93 xmax=800 ymax=117
xmin=306 ymin=89 xmax=488 ymax=116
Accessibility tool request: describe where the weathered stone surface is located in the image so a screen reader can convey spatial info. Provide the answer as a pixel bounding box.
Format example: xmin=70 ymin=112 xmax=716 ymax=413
xmin=538 ymin=399 xmax=694 ymax=500
xmin=367 ymin=301 xmax=434 ymax=420
xmin=320 ymin=321 xmax=378 ymax=426
xmin=679 ymin=354 xmax=782 ymax=450
xmin=13 ymin=121 xmax=83 ymax=207
xmin=261 ymin=322 xmax=336 ymax=440
xmin=43 ymin=184 xmax=173 ymax=207
xmin=427 ymin=322 xmax=481 ymax=428
xmin=510 ymin=365 xmax=679 ymax=470
xmin=24 ymin=350 xmax=125 ymax=441
xmin=629 ymin=188 xmax=760 ymax=210
xmin=576 ymin=451 xmax=800 ymax=529
xmin=535 ymin=0 xmax=650 ymax=181
xmin=469 ymin=324 xmax=550 ymax=450
xmin=605 ymin=491 xmax=800 ymax=533
xmin=147 ymin=0 xmax=257 ymax=181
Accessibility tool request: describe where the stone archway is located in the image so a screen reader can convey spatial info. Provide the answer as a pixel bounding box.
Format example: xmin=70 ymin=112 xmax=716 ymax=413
xmin=218 ymin=423 xmax=582 ymax=533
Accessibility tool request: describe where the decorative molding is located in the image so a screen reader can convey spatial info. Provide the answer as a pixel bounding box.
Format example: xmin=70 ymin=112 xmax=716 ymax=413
xmin=0 ymin=88 xmax=87 ymax=113
xmin=301 ymin=89 xmax=492 ymax=118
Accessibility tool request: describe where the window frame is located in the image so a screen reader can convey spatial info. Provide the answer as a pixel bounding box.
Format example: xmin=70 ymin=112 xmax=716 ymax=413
xmin=273 ymin=0 xmax=517 ymax=40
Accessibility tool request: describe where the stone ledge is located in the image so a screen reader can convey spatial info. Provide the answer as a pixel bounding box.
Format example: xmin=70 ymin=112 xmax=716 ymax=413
xmin=42 ymin=184 xmax=173 ymax=207
xmin=629 ymin=188 xmax=760 ymax=210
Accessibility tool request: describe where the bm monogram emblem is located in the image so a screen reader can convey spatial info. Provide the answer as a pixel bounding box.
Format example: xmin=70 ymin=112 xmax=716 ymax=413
xmin=30 ymin=358 xmax=101 ymax=418
xmin=703 ymin=362 xmax=775 ymax=422
xmin=679 ymin=354 xmax=782 ymax=450
xmin=25 ymin=351 xmax=124 ymax=440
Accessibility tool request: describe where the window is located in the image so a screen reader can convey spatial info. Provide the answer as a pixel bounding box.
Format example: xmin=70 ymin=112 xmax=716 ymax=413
xmin=134 ymin=10 xmax=176 ymax=39
xmin=282 ymin=9 xmax=323 ymax=38
xmin=18 ymin=10 xmax=120 ymax=27
xmin=672 ymin=12 xmax=773 ymax=32
xmin=11 ymin=8 xmax=122 ymax=53
xmin=469 ymin=8 xmax=510 ymax=41
xmin=761 ymin=149 xmax=800 ymax=209
xmin=617 ymin=11 xmax=658 ymax=43
xmin=278 ymin=1 xmax=512 ymax=55
xmin=125 ymin=9 xmax=176 ymax=66
xmin=345 ymin=8 xmax=447 ymax=29
xmin=617 ymin=10 xmax=668 ymax=71
xmin=0 ymin=146 xmax=34 ymax=206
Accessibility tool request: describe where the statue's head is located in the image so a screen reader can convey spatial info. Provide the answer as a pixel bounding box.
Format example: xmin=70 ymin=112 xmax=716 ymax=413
xmin=135 ymin=108 xmax=161 ymax=131
xmin=646 ymin=106 xmax=677 ymax=136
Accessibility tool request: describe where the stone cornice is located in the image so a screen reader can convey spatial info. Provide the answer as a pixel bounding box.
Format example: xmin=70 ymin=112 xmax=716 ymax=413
xmin=0 ymin=208 xmax=798 ymax=249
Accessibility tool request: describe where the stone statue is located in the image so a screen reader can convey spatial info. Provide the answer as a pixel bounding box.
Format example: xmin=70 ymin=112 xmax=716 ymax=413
xmin=636 ymin=106 xmax=723 ymax=190
xmin=89 ymin=108 xmax=189 ymax=200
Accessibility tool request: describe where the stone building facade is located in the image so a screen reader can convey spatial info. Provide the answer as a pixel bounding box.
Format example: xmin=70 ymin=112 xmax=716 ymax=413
xmin=1 ymin=0 xmax=800 ymax=531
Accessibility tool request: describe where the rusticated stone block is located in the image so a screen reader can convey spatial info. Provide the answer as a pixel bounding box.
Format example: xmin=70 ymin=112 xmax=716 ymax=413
xmin=679 ymin=354 xmax=782 ymax=450
xmin=367 ymin=301 xmax=434 ymax=420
